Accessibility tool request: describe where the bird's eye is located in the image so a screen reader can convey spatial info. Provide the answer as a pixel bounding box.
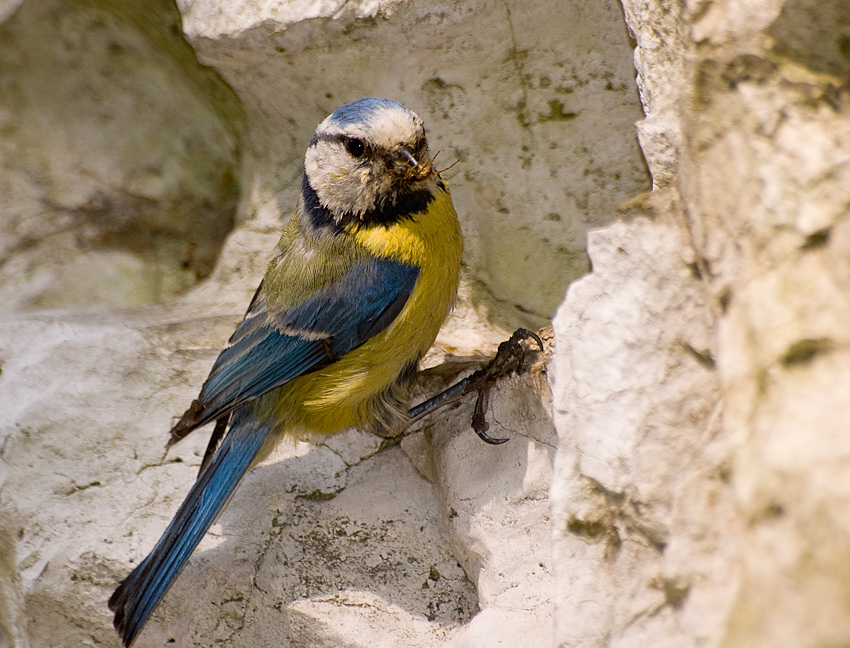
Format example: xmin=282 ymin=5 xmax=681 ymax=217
xmin=345 ymin=138 xmax=366 ymax=158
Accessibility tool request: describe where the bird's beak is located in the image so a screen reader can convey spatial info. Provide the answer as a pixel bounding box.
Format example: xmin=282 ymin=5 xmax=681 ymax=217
xmin=396 ymin=146 xmax=432 ymax=181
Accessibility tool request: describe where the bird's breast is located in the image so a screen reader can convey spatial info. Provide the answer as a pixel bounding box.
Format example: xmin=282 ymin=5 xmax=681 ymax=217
xmin=267 ymin=185 xmax=462 ymax=437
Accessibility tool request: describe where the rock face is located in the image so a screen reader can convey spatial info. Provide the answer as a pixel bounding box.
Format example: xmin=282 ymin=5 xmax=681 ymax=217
xmin=0 ymin=0 xmax=242 ymax=313
xmin=174 ymin=0 xmax=648 ymax=328
xmin=1 ymin=1 xmax=639 ymax=646
xmin=2 ymin=0 xmax=846 ymax=647
xmin=550 ymin=1 xmax=850 ymax=647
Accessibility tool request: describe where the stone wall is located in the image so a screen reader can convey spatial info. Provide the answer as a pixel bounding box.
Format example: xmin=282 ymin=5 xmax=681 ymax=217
xmin=1 ymin=0 xmax=847 ymax=646
xmin=552 ymin=1 xmax=850 ymax=646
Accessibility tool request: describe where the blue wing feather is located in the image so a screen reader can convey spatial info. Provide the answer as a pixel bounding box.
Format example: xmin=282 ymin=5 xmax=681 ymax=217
xmin=171 ymin=256 xmax=419 ymax=437
xmin=278 ymin=255 xmax=419 ymax=352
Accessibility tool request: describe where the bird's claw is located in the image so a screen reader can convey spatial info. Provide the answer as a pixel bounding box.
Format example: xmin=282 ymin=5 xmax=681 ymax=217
xmin=405 ymin=328 xmax=544 ymax=444
xmin=465 ymin=328 xmax=544 ymax=445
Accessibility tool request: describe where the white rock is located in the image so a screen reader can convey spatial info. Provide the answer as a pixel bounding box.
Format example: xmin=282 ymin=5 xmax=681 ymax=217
xmin=0 ymin=0 xmax=240 ymax=312
xmin=550 ymin=1 xmax=850 ymax=646
xmin=550 ymin=192 xmax=733 ymax=647
xmin=177 ymin=0 xmax=649 ymax=325
xmin=0 ymin=0 xmax=660 ymax=646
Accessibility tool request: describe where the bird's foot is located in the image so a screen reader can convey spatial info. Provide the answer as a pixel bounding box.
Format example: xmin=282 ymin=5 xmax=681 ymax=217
xmin=407 ymin=328 xmax=544 ymax=444
xmin=464 ymin=328 xmax=544 ymax=444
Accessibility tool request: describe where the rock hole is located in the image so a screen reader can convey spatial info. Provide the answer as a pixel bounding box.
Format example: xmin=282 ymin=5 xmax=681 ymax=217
xmin=0 ymin=0 xmax=242 ymax=312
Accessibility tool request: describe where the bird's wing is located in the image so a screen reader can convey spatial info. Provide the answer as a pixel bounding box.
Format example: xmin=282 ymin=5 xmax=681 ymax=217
xmin=169 ymin=256 xmax=419 ymax=442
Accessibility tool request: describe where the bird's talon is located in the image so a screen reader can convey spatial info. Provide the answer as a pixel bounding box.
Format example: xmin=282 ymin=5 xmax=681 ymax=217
xmin=472 ymin=404 xmax=509 ymax=445
xmin=480 ymin=327 xmax=544 ymax=384
xmin=458 ymin=328 xmax=544 ymax=444
xmin=405 ymin=328 xmax=544 ymax=446
xmin=475 ymin=427 xmax=510 ymax=445
xmin=471 ymin=379 xmax=510 ymax=445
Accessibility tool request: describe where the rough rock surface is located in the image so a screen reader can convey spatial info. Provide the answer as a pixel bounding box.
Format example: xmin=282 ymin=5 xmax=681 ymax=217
xmin=550 ymin=192 xmax=732 ymax=647
xmin=551 ymin=0 xmax=850 ymax=646
xmin=4 ymin=0 xmax=846 ymax=647
xmin=173 ymin=0 xmax=648 ymax=328
xmin=0 ymin=0 xmax=642 ymax=647
xmin=0 ymin=0 xmax=242 ymax=312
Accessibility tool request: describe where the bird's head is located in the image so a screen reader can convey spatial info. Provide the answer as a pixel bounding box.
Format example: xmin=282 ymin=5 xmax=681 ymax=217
xmin=303 ymin=98 xmax=439 ymax=229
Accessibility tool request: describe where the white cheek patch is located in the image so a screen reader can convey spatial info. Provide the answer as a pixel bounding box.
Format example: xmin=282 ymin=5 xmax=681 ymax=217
xmin=304 ymin=147 xmax=320 ymax=174
xmin=305 ymin=144 xmax=349 ymax=180
xmin=305 ymin=141 xmax=374 ymax=216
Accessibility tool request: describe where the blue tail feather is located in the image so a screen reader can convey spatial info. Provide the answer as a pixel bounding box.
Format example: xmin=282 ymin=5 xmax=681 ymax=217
xmin=109 ymin=409 xmax=271 ymax=647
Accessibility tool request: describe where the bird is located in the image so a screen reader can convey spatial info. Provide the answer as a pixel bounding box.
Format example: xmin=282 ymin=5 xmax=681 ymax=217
xmin=108 ymin=97 xmax=463 ymax=647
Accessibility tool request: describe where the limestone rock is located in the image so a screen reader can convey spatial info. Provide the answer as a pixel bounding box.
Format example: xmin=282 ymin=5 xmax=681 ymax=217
xmin=550 ymin=1 xmax=850 ymax=646
xmin=550 ymin=191 xmax=733 ymax=647
xmin=176 ymin=0 xmax=648 ymax=328
xmin=0 ymin=0 xmax=241 ymax=313
xmin=12 ymin=0 xmax=846 ymax=646
xmin=0 ymin=0 xmax=645 ymax=646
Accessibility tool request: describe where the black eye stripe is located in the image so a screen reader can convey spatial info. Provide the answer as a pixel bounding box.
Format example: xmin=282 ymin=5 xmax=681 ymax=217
xmin=307 ymin=132 xmax=367 ymax=152
xmin=309 ymin=132 xmax=430 ymax=164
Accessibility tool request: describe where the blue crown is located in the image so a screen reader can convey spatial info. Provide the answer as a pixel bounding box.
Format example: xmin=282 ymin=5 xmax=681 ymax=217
xmin=327 ymin=98 xmax=405 ymax=127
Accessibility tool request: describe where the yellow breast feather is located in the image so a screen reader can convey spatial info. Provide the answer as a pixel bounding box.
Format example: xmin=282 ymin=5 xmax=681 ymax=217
xmin=268 ymin=185 xmax=462 ymax=436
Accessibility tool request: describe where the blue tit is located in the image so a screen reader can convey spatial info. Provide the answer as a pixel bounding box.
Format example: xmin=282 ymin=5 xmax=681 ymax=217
xmin=109 ymin=97 xmax=463 ymax=647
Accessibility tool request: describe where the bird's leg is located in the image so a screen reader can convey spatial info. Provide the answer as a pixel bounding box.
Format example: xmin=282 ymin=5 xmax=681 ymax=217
xmin=199 ymin=416 xmax=229 ymax=476
xmin=407 ymin=328 xmax=544 ymax=444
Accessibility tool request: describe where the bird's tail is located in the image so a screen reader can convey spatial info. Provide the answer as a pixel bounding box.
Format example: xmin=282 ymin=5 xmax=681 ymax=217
xmin=109 ymin=409 xmax=271 ymax=647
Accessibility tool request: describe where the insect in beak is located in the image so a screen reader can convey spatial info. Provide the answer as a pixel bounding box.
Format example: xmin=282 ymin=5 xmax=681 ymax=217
xmin=400 ymin=147 xmax=419 ymax=169
xmin=430 ymin=151 xmax=460 ymax=175
xmin=398 ymin=147 xmax=434 ymax=181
